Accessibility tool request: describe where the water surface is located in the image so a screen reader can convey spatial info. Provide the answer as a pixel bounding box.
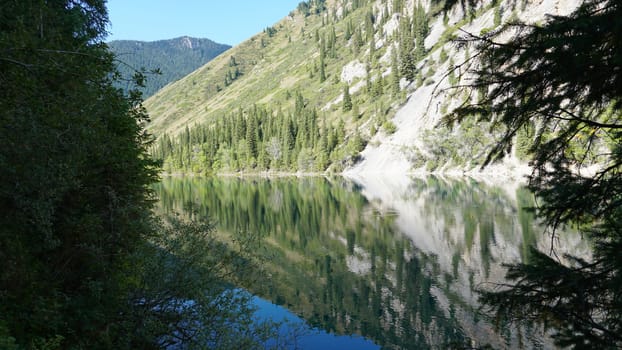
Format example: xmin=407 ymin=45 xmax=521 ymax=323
xmin=154 ymin=176 xmax=589 ymax=349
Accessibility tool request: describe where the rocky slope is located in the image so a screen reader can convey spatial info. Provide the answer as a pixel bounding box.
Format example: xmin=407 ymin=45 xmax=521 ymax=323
xmin=144 ymin=0 xmax=581 ymax=176
xmin=346 ymin=0 xmax=581 ymax=177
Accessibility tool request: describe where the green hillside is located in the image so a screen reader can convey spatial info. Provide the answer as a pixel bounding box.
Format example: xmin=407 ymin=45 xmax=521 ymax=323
xmin=144 ymin=0 xmax=502 ymax=174
xmin=109 ymin=37 xmax=230 ymax=98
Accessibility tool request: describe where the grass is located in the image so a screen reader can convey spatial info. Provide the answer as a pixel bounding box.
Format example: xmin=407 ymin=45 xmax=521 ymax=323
xmin=145 ymin=0 xmax=401 ymax=141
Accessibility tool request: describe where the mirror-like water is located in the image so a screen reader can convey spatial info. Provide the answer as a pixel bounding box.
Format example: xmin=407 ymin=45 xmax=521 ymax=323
xmin=154 ymin=176 xmax=590 ymax=349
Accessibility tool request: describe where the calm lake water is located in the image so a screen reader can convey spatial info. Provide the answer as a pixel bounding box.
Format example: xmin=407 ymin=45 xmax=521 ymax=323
xmin=154 ymin=175 xmax=589 ymax=349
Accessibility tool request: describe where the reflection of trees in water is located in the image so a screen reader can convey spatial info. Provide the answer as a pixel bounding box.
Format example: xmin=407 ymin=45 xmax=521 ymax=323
xmin=406 ymin=177 xmax=542 ymax=277
xmin=153 ymin=177 xmax=546 ymax=349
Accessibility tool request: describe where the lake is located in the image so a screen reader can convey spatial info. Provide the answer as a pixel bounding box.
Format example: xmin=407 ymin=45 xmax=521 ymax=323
xmin=153 ymin=175 xmax=590 ymax=349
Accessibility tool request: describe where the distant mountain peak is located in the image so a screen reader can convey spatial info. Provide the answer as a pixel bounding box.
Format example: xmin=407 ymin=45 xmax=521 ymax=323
xmin=180 ymin=36 xmax=193 ymax=49
xmin=109 ymin=37 xmax=230 ymax=98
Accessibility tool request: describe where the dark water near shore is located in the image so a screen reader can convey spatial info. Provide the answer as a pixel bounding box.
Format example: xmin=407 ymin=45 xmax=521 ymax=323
xmin=154 ymin=176 xmax=588 ymax=349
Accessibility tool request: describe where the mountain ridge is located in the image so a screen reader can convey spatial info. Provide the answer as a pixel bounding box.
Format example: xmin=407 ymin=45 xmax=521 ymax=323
xmin=109 ymin=36 xmax=230 ymax=98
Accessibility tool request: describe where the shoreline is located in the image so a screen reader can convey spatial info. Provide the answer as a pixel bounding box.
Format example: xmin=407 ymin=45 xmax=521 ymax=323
xmin=158 ymin=164 xmax=532 ymax=185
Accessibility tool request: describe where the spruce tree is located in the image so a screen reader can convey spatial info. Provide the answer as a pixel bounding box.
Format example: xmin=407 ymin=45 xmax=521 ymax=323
xmin=399 ymin=15 xmax=417 ymax=81
xmin=449 ymin=0 xmax=622 ymax=347
xmin=342 ymin=85 xmax=353 ymax=112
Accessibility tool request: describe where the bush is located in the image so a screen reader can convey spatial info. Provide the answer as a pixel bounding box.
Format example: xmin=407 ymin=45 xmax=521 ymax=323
xmin=382 ymin=120 xmax=397 ymax=134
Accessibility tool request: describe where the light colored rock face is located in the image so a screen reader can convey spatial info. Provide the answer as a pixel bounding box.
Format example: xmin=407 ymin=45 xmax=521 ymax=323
xmin=340 ymin=59 xmax=367 ymax=84
xmin=382 ymin=13 xmax=400 ymax=37
xmin=181 ymin=36 xmax=193 ymax=49
xmin=344 ymin=173 xmax=592 ymax=349
xmin=346 ymin=0 xmax=582 ymax=178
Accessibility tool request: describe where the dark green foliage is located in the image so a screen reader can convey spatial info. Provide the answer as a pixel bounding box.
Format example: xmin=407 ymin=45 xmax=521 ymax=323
xmin=373 ymin=73 xmax=385 ymax=97
xmin=265 ymin=26 xmax=278 ymax=37
xmin=413 ymin=2 xmax=429 ymax=61
xmin=343 ymin=85 xmax=353 ymax=112
xmin=449 ymin=0 xmax=622 ymax=347
xmin=365 ymin=9 xmax=375 ymax=42
xmin=399 ymin=15 xmax=417 ymax=81
xmin=0 ymin=0 xmax=157 ymax=346
xmin=0 ymin=1 xmax=276 ymax=348
xmin=152 ymin=96 xmax=341 ymax=173
xmin=344 ymin=19 xmax=354 ymax=41
xmin=109 ymin=37 xmax=230 ymax=98
xmin=298 ymin=0 xmax=326 ymax=17
xmin=319 ymin=37 xmax=327 ymax=82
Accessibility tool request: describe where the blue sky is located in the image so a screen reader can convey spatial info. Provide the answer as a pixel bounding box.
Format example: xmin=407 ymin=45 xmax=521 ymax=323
xmin=106 ymin=0 xmax=301 ymax=45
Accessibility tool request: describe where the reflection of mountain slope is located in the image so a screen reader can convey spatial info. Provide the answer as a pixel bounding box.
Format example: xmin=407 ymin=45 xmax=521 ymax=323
xmin=347 ymin=173 xmax=592 ymax=348
xmin=153 ymin=176 xmax=590 ymax=349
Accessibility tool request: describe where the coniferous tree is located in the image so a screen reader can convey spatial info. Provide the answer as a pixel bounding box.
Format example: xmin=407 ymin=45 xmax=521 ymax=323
xmin=329 ymin=26 xmax=337 ymax=58
xmin=342 ymin=85 xmax=353 ymax=112
xmin=365 ymin=9 xmax=375 ymax=42
xmin=413 ymin=2 xmax=428 ymax=61
xmin=344 ymin=19 xmax=353 ymax=41
xmin=246 ymin=114 xmax=259 ymax=162
xmin=373 ymin=73 xmax=385 ymax=97
xmin=319 ymin=37 xmax=327 ymax=82
xmin=449 ymin=0 xmax=622 ymax=347
xmin=391 ymin=46 xmax=401 ymax=96
xmin=399 ymin=15 xmax=417 ymax=81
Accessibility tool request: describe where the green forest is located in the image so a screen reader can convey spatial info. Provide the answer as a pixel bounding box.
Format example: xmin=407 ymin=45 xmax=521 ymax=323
xmin=0 ymin=1 xmax=273 ymax=349
xmin=149 ymin=0 xmax=434 ymax=174
xmin=109 ymin=37 xmax=230 ymax=98
xmin=2 ymin=0 xmax=622 ymax=348
xmin=152 ymin=94 xmax=363 ymax=173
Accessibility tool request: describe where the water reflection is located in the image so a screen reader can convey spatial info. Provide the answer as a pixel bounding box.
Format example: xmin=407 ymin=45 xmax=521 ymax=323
xmin=154 ymin=176 xmax=589 ymax=349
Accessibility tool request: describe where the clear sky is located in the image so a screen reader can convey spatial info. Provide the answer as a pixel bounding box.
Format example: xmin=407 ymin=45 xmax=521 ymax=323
xmin=106 ymin=0 xmax=301 ymax=45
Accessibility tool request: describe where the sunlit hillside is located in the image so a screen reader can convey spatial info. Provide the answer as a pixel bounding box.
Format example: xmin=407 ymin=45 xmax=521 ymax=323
xmin=145 ymin=0 xmax=580 ymax=175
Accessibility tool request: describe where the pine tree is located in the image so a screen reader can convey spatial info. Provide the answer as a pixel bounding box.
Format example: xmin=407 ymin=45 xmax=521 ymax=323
xmin=449 ymin=0 xmax=622 ymax=347
xmin=345 ymin=19 xmax=353 ymax=41
xmin=246 ymin=114 xmax=258 ymax=162
xmin=319 ymin=37 xmax=327 ymax=82
xmin=399 ymin=15 xmax=417 ymax=81
xmin=342 ymin=85 xmax=353 ymax=112
xmin=365 ymin=9 xmax=375 ymax=42
xmin=373 ymin=73 xmax=385 ymax=97
xmin=391 ymin=46 xmax=401 ymax=96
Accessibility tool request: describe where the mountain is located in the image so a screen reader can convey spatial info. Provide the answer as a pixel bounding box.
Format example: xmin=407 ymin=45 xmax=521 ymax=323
xmin=109 ymin=36 xmax=230 ymax=98
xmin=144 ymin=0 xmax=580 ymax=175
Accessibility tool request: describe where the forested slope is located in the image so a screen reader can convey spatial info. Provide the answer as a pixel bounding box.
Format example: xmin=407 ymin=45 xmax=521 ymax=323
xmin=145 ymin=0 xmax=585 ymax=177
xmin=109 ymin=36 xmax=230 ymax=98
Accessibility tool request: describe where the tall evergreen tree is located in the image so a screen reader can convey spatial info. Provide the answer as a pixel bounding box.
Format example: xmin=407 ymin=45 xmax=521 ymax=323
xmin=0 ymin=1 xmax=278 ymax=348
xmin=399 ymin=15 xmax=417 ymax=81
xmin=246 ymin=114 xmax=259 ymax=161
xmin=448 ymin=0 xmax=622 ymax=347
xmin=342 ymin=85 xmax=353 ymax=112
xmin=0 ymin=1 xmax=158 ymax=346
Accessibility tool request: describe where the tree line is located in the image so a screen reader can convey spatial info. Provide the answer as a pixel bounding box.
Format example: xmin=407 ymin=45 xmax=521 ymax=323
xmin=153 ymin=0 xmax=434 ymax=174
xmin=153 ymin=91 xmax=366 ymax=173
xmin=0 ymin=1 xmax=278 ymax=348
